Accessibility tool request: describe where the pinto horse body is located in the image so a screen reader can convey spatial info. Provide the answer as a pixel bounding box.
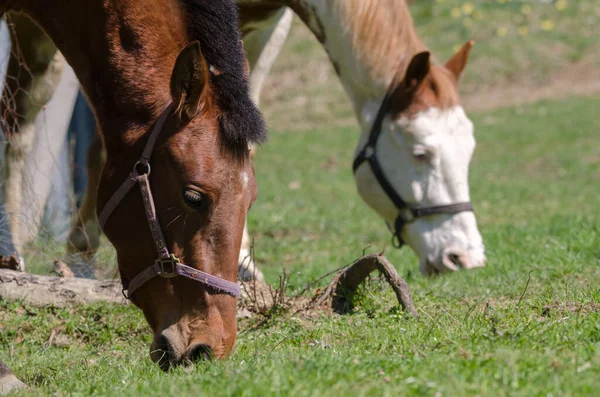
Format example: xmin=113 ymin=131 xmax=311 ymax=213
xmin=233 ymin=0 xmax=488 ymax=277
xmin=0 ymin=0 xmax=265 ymax=374
xmin=236 ymin=0 xmax=487 ymax=276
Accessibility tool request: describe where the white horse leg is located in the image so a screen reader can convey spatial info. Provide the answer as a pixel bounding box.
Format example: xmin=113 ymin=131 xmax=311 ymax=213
xmin=1 ymin=14 xmax=64 ymax=269
xmin=20 ymin=62 xmax=78 ymax=245
xmin=3 ymin=123 xmax=35 ymax=252
xmin=3 ymin=51 xmax=65 ymax=260
xmin=237 ymin=7 xmax=293 ymax=281
xmin=244 ymin=7 xmax=294 ymax=106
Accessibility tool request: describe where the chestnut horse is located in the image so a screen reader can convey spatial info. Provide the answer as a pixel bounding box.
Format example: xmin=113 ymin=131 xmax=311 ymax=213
xmin=65 ymin=0 xmax=486 ymax=279
xmin=0 ymin=0 xmax=265 ymax=377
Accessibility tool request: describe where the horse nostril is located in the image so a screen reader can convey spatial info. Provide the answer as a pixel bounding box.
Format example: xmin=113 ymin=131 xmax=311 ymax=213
xmin=187 ymin=343 xmax=214 ymax=362
xmin=448 ymin=253 xmax=463 ymax=268
xmin=151 ymin=334 xmax=175 ymax=371
xmin=442 ymin=250 xmax=469 ymax=270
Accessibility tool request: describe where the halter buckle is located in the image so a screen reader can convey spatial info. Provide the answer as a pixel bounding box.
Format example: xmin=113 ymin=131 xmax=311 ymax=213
xmin=398 ymin=208 xmax=415 ymax=223
xmin=156 ymin=254 xmax=180 ymax=278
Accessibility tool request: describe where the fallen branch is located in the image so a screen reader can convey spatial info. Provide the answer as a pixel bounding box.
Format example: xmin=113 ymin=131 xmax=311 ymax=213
xmin=0 ymin=269 xmax=127 ymax=307
xmin=312 ymin=253 xmax=418 ymax=317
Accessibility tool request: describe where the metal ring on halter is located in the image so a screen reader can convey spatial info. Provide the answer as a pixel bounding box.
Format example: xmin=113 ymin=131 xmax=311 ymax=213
xmin=133 ymin=161 xmax=151 ymax=176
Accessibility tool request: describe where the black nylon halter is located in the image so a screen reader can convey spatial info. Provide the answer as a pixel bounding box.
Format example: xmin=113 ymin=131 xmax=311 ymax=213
xmin=352 ymin=77 xmax=473 ymax=247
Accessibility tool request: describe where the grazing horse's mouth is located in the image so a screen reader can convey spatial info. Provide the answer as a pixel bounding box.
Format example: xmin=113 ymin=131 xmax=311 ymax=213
xmin=422 ymin=245 xmax=487 ymax=275
xmin=151 ymin=333 xmax=221 ymax=371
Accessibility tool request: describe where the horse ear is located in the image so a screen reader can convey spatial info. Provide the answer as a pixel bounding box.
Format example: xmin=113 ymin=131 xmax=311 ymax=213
xmin=403 ymin=52 xmax=431 ymax=90
xmin=170 ymin=41 xmax=209 ymax=120
xmin=445 ymin=40 xmax=474 ymax=82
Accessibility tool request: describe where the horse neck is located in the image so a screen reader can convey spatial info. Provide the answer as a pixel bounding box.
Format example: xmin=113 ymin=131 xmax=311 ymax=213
xmin=18 ymin=0 xmax=184 ymax=148
xmin=285 ymin=0 xmax=427 ymax=129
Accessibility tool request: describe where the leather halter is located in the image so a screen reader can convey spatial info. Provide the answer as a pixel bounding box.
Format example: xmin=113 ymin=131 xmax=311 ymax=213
xmin=98 ymin=103 xmax=241 ymax=299
xmin=352 ymin=75 xmax=474 ymax=247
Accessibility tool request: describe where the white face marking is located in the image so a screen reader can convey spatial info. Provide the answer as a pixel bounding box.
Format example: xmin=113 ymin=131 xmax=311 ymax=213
xmin=355 ymin=106 xmax=486 ymax=273
xmin=240 ymin=171 xmax=249 ymax=190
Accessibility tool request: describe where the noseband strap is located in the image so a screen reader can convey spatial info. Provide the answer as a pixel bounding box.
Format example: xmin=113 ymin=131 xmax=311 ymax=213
xmin=353 ymin=71 xmax=473 ymax=247
xmin=98 ymin=103 xmax=240 ymax=299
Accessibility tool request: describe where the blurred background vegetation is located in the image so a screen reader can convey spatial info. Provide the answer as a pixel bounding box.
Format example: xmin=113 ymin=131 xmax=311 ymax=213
xmin=259 ymin=0 xmax=600 ymax=131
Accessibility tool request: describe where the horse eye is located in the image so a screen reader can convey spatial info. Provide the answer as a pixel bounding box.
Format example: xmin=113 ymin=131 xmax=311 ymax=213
xmin=413 ymin=150 xmax=430 ymax=163
xmin=183 ymin=189 xmax=205 ymax=209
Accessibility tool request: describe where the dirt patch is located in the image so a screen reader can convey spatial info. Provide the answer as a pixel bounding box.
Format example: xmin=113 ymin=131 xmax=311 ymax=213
xmin=541 ymin=301 xmax=600 ymax=316
xmin=260 ymin=57 xmax=600 ymax=133
xmin=463 ymin=58 xmax=600 ymax=112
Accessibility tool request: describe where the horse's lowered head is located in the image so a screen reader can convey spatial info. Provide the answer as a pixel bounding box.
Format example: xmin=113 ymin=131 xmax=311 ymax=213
xmin=97 ymin=39 xmax=263 ymax=369
xmin=354 ymin=41 xmax=486 ymax=275
xmin=85 ymin=0 xmax=265 ymax=370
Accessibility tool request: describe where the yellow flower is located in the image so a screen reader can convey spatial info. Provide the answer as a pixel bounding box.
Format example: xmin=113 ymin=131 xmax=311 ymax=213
xmin=555 ymin=0 xmax=567 ymax=11
xmin=541 ymin=20 xmax=555 ymax=31
xmin=462 ymin=3 xmax=474 ymax=15
xmin=496 ymin=26 xmax=508 ymax=37
xmin=473 ymin=11 xmax=483 ymax=21
xmin=518 ymin=26 xmax=529 ymax=36
xmin=451 ymin=8 xmax=462 ymax=18
xmin=521 ymin=5 xmax=532 ymax=15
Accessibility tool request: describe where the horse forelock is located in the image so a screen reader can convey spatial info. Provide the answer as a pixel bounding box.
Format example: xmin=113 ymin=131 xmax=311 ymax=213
xmin=181 ymin=0 xmax=266 ymax=148
xmin=426 ymin=66 xmax=461 ymax=109
xmin=391 ymin=65 xmax=461 ymax=117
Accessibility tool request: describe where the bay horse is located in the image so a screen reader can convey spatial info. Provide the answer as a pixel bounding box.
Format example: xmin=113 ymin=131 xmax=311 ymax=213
xmin=65 ymin=0 xmax=486 ymax=279
xmin=0 ymin=0 xmax=265 ymax=374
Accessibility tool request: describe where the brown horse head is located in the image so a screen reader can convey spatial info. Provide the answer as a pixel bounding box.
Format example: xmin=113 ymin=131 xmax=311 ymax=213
xmin=99 ymin=44 xmax=261 ymax=371
xmin=92 ymin=2 xmax=265 ymax=370
xmin=3 ymin=0 xmax=265 ymax=370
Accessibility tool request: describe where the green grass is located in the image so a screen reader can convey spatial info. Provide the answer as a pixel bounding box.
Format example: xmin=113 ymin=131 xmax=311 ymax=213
xmin=2 ymin=95 xmax=599 ymax=396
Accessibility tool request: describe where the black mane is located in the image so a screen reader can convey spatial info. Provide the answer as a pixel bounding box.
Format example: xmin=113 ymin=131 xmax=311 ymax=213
xmin=181 ymin=0 xmax=266 ymax=146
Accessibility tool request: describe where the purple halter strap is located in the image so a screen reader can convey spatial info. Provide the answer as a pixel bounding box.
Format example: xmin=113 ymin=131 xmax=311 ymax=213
xmin=98 ymin=103 xmax=241 ymax=299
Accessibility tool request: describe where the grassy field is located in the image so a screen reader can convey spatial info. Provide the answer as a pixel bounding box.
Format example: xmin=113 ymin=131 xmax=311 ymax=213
xmin=3 ymin=0 xmax=600 ymax=395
